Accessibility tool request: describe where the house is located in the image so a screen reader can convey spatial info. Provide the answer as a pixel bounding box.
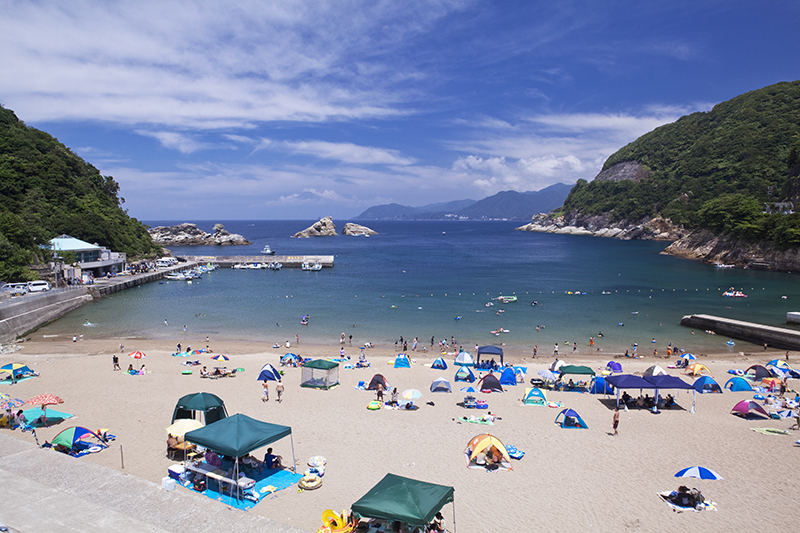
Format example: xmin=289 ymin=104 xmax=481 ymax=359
xmin=48 ymin=235 xmax=127 ymax=282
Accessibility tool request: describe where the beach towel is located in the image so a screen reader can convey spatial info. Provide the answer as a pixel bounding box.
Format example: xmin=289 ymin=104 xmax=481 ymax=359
xmin=658 ymin=492 xmax=716 ymax=513
xmin=457 ymin=416 xmax=494 ymax=425
xmin=505 ymin=444 xmax=525 ymax=460
xmin=750 ymin=427 xmax=790 ymax=435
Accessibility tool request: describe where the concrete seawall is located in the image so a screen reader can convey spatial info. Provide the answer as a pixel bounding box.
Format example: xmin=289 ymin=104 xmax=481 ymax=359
xmin=681 ymin=313 xmax=800 ymax=350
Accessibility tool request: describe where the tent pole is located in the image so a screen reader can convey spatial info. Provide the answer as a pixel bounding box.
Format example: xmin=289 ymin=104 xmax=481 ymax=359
xmin=691 ymin=390 xmax=696 ymax=414
xmin=290 ymin=433 xmax=297 ymax=473
xmin=452 ymin=496 xmax=457 ymax=533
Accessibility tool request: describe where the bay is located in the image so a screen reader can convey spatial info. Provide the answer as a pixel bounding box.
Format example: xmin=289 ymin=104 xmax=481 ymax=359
xmin=41 ymin=220 xmax=800 ymax=356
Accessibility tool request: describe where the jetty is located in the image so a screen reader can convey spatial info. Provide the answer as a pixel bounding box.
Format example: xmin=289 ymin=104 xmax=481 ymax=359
xmin=681 ymin=314 xmax=800 ymax=350
xmin=182 ymin=255 xmax=334 ymax=268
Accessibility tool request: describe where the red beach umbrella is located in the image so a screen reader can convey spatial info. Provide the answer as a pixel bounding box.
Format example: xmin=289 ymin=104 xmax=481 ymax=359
xmin=128 ymin=350 xmax=147 ymax=359
xmin=25 ymin=393 xmax=64 ymax=419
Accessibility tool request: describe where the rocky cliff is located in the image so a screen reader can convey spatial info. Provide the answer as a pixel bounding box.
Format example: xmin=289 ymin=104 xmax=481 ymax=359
xmin=148 ymin=223 xmax=251 ymax=246
xmin=292 ymin=217 xmax=338 ymax=238
xmin=663 ymin=230 xmax=800 ymax=270
xmin=342 ymin=223 xmax=377 ymax=236
xmin=515 ymin=212 xmax=686 ymax=241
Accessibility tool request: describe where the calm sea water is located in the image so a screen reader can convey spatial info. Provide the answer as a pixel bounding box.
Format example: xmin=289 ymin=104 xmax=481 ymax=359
xmin=39 ymin=220 xmax=800 ymax=356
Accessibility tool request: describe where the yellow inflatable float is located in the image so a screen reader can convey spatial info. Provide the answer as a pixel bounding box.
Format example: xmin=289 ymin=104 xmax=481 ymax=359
xmin=317 ymin=509 xmax=357 ymax=533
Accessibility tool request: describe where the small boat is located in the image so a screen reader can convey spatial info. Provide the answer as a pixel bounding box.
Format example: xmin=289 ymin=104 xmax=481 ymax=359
xmin=268 ymin=262 xmax=282 ymax=270
xmin=261 ymin=245 xmax=276 ymax=255
xmin=722 ymin=289 xmax=747 ymax=297
xmin=715 ymin=263 xmax=734 ymax=268
xmin=302 ymin=262 xmax=323 ymax=271
xmin=493 ymin=295 xmax=518 ymax=304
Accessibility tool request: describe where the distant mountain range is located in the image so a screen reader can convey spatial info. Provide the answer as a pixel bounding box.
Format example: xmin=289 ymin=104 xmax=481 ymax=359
xmin=356 ymin=183 xmax=573 ymax=220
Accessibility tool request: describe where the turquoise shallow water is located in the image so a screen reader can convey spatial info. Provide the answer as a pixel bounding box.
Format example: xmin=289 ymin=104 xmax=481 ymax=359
xmin=38 ymin=220 xmax=800 ymax=355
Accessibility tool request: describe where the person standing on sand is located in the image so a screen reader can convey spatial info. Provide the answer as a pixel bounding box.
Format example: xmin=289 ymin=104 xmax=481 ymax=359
xmin=533 ymin=345 xmax=538 ymax=358
xmin=613 ymin=407 xmax=620 ymax=436
xmin=341 ymin=332 xmax=346 ymax=344
xmin=296 ymin=334 xmax=300 ymax=345
xmin=112 ymin=354 xmax=120 ymax=371
xmin=276 ymin=381 xmax=284 ymax=403
xmin=554 ymin=343 xmax=559 ymax=356
xmin=262 ymin=380 xmax=269 ymax=402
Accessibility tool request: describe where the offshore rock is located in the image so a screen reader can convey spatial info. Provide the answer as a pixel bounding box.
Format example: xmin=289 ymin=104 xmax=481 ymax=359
xmin=342 ymin=223 xmax=378 ymax=236
xmin=293 ymin=217 xmax=338 ymax=238
xmin=148 ymin=223 xmax=251 ymax=246
xmin=515 ymin=213 xmax=686 ymax=241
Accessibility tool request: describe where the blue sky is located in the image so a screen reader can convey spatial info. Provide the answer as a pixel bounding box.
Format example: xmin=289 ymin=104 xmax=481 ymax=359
xmin=1 ymin=1 xmax=798 ymax=220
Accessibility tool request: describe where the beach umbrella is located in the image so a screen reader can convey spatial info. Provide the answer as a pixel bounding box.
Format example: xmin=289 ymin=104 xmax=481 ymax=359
xmin=128 ymin=350 xmax=146 ymax=359
xmin=681 ymin=354 xmax=696 ymax=360
xmin=25 ymin=393 xmax=64 ymax=420
xmin=210 ymin=354 xmax=230 ymax=361
xmin=766 ymin=359 xmax=791 ymax=370
xmin=401 ymin=389 xmax=423 ymax=400
xmin=674 ymin=466 xmax=723 ymax=481
xmin=460 ymin=386 xmax=477 ymax=393
xmin=538 ymin=369 xmax=558 ymax=381
xmin=0 ymin=398 xmax=25 ymax=410
xmin=166 ymin=418 xmax=203 ymax=437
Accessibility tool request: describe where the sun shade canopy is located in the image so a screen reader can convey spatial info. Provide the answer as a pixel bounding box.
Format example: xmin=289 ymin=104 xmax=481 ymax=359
xmin=351 ymin=473 xmax=454 ymax=527
xmin=184 ymin=413 xmax=291 ymax=458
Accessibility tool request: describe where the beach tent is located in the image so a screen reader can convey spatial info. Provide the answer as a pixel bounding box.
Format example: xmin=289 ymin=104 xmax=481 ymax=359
xmin=431 ymin=357 xmax=448 ymax=370
xmin=760 ymin=377 xmax=782 ymax=391
xmin=171 ymin=392 xmax=228 ymax=424
xmin=301 ymin=359 xmax=339 ymax=389
xmin=454 ymin=366 xmax=476 ymax=383
xmin=523 ymin=387 xmax=547 ymax=405
xmin=744 ymin=365 xmax=771 ymax=380
xmin=606 ymin=361 xmax=623 ymax=374
xmin=454 ymin=351 xmax=475 ymax=367
xmin=257 ymin=363 xmax=281 ymax=382
xmin=730 ymin=400 xmax=769 ymax=418
xmin=766 ymin=359 xmax=792 ymax=370
xmin=430 ymin=377 xmax=452 ymax=393
xmin=589 ymin=376 xmax=614 ymax=395
xmin=185 ymin=413 xmax=297 ymax=500
xmin=498 ymin=367 xmax=517 ymax=386
xmin=693 ymin=376 xmax=722 ymax=394
xmin=0 ymin=363 xmax=37 ymax=382
xmin=351 ymin=473 xmax=455 ymax=527
xmin=643 ymin=365 xmax=668 ymax=377
xmin=478 ymin=373 xmax=503 ymax=393
xmin=281 ymin=353 xmax=301 ymax=366
xmin=683 ymin=363 xmax=711 ymax=377
xmin=549 ymin=359 xmax=567 ymax=372
xmin=724 ymin=377 xmax=753 ymax=392
xmin=394 ymin=353 xmax=411 ymax=368
xmin=605 ymin=374 xmax=655 ymax=407
xmin=464 ymin=433 xmax=512 ymax=470
xmin=477 ymin=345 xmax=504 ymax=365
xmin=554 ymin=408 xmax=588 ymax=429
xmin=50 ymin=426 xmax=107 ymax=454
xmin=367 ymin=374 xmax=390 ymax=391
xmin=644 ymin=375 xmax=694 ymax=390
xmin=559 ymin=365 xmax=595 ymax=377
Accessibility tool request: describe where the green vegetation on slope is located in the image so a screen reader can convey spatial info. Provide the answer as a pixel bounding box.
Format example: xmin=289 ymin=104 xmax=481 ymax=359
xmin=560 ymin=80 xmax=800 ymax=246
xmin=0 ymin=106 xmax=161 ymax=281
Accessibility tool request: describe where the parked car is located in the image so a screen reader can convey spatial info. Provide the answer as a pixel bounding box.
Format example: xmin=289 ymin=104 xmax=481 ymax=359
xmin=5 ymin=283 xmax=29 ymax=296
xmin=27 ymin=281 xmax=51 ymax=292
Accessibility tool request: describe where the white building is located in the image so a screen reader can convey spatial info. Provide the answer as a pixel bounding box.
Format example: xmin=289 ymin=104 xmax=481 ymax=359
xmin=48 ymin=234 xmax=127 ymax=281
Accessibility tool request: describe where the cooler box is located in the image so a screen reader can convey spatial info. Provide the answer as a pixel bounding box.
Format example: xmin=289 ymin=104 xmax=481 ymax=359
xmin=162 ymin=477 xmax=176 ymax=491
xmin=168 ymin=464 xmax=185 ymax=480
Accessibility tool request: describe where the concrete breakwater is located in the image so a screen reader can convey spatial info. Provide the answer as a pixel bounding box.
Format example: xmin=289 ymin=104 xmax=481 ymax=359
xmin=0 ymin=263 xmax=197 ymax=344
xmin=681 ymin=313 xmax=800 ymax=350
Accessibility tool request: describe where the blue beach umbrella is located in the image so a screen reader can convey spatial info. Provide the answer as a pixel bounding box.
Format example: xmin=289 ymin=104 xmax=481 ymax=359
xmin=681 ymin=354 xmax=696 ymax=360
xmin=459 ymin=386 xmax=477 ymax=393
xmin=674 ymin=466 xmax=723 ymax=481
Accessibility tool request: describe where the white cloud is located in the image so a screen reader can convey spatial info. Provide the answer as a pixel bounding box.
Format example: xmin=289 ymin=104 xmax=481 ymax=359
xmin=135 ymin=131 xmax=213 ymax=154
xmin=258 ymin=139 xmax=415 ymax=165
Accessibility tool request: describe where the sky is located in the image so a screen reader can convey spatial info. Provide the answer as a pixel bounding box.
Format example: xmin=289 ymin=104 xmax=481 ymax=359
xmin=1 ymin=1 xmax=798 ymax=220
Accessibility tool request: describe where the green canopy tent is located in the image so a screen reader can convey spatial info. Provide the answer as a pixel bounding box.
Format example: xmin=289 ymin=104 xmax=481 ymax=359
xmin=171 ymin=392 xmax=228 ymax=424
xmin=301 ymin=359 xmax=339 ymax=389
xmin=184 ymin=413 xmax=296 ymax=500
xmin=558 ymin=365 xmax=596 ymax=377
xmin=351 ymin=473 xmax=455 ymax=529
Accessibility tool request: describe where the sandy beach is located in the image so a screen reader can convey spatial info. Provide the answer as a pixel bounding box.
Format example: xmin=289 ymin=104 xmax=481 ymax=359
xmin=3 ymin=334 xmax=799 ymax=532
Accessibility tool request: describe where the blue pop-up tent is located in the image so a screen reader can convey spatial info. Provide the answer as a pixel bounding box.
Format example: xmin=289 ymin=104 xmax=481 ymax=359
xmin=257 ymin=363 xmax=281 ymax=382
xmin=454 ymin=366 xmax=475 ymax=383
xmin=431 ymin=357 xmax=448 ymax=370
xmin=589 ymin=376 xmax=614 ymax=394
xmin=555 ymin=408 xmax=588 ymax=428
xmin=724 ymin=377 xmax=753 ymax=392
xmin=394 ymin=354 xmax=411 ymax=368
xmin=498 ymin=367 xmax=517 ymax=386
xmin=693 ymin=376 xmax=722 ymax=394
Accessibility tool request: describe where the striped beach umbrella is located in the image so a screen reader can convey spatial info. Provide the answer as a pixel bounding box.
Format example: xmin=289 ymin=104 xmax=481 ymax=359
xmin=674 ymin=466 xmax=723 ymax=480
xmin=127 ymin=350 xmax=146 ymax=359
xmin=210 ymin=354 xmax=230 ymax=361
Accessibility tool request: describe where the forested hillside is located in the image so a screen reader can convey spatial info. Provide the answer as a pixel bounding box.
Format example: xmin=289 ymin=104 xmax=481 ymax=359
xmin=559 ymin=80 xmax=800 ymax=247
xmin=0 ymin=106 xmax=160 ymax=281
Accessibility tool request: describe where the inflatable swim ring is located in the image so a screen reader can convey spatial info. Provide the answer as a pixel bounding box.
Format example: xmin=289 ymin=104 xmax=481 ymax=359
xmin=547 ymin=402 xmax=562 ymax=408
xmin=299 ymin=474 xmax=322 ymax=490
xmin=88 ymin=446 xmax=103 ymax=453
xmin=317 ymin=508 xmax=356 ymax=533
xmin=367 ymin=401 xmax=381 ymax=410
xmin=308 ymin=456 xmax=327 ymax=467
xmin=305 ymin=467 xmax=325 ymax=477
xmin=726 ymin=340 xmax=735 ymax=346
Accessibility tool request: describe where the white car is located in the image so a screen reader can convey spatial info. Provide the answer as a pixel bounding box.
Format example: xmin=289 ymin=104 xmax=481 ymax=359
xmin=27 ymin=281 xmax=51 ymax=292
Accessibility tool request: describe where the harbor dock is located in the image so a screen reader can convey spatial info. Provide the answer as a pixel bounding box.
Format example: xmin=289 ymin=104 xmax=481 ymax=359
xmin=681 ymin=313 xmax=800 ymax=350
xmin=182 ymin=255 xmax=334 ymax=268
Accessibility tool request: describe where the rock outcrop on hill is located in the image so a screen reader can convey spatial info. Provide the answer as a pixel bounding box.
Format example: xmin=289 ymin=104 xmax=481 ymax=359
xmin=292 ymin=217 xmax=338 ymax=238
xmin=663 ymin=230 xmax=800 ymax=270
xmin=515 ymin=213 xmax=686 ymax=241
xmin=148 ymin=223 xmax=251 ymax=245
xmin=342 ymin=223 xmax=377 ymax=236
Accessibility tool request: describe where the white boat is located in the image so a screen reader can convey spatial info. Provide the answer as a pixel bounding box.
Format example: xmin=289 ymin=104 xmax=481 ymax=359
xmin=302 ymin=262 xmax=323 ymax=271
xmin=714 ymin=263 xmax=734 ymax=268
xmin=261 ymin=245 xmax=276 ymax=255
xmin=269 ymin=262 xmax=282 ymax=270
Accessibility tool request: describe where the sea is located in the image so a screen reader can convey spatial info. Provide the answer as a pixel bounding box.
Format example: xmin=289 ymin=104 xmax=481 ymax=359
xmin=38 ymin=220 xmax=800 ymax=356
